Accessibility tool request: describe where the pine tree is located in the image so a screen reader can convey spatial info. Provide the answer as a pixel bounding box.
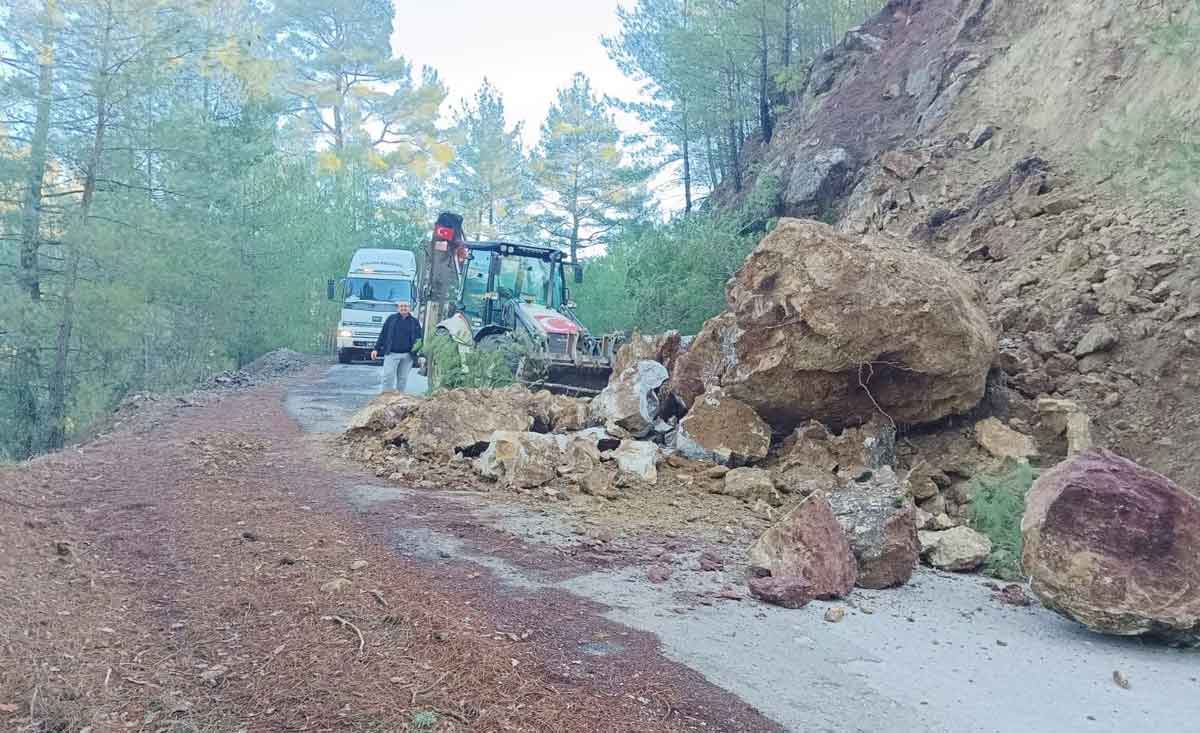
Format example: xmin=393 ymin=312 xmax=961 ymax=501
xmin=531 ymin=73 xmax=651 ymax=263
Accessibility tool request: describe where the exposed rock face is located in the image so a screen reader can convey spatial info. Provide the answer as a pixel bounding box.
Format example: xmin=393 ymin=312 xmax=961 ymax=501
xmin=611 ymin=440 xmax=659 ymax=484
xmin=673 ymin=219 xmax=995 ymax=431
xmin=382 ymin=387 xmax=536 ymax=458
xmin=590 ymin=361 xmax=668 ymax=438
xmin=675 ymin=388 xmax=772 ymax=466
xmin=1022 ymin=450 xmax=1200 ymax=644
xmin=748 ymin=492 xmax=857 ymax=598
xmin=719 ymin=468 xmax=781 ymax=506
xmin=974 ymin=417 xmax=1037 ymax=460
xmin=829 ymin=475 xmax=920 ymax=589
xmin=782 ymin=147 xmax=853 ymax=218
xmin=475 ymin=431 xmax=563 ymax=489
xmin=918 ymin=526 xmax=992 ymax=571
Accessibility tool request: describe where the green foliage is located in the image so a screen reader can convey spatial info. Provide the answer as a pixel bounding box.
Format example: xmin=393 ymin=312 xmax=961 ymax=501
xmin=969 ymin=462 xmax=1038 ymax=581
xmin=409 ymin=711 xmax=438 ymax=730
xmin=425 ymin=333 xmax=516 ymax=392
xmin=574 ymin=174 xmax=778 ymax=336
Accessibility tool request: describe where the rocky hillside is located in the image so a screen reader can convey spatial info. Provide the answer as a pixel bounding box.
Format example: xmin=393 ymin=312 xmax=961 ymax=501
xmin=727 ymin=0 xmax=1200 ymax=486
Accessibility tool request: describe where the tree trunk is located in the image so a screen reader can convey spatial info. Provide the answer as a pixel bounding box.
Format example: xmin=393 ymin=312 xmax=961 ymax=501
xmin=47 ymin=2 xmax=112 ymax=450
xmin=783 ymin=0 xmax=793 ymax=68
xmin=681 ymin=99 xmax=693 ymax=213
xmin=19 ymin=7 xmax=58 ymax=302
xmin=759 ymin=2 xmax=773 ymax=143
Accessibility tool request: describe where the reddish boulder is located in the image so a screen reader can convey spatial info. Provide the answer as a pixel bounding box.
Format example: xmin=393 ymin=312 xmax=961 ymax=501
xmin=668 ymin=313 xmax=738 ymax=410
xmin=1022 ymin=450 xmax=1200 ymax=644
xmin=748 ymin=492 xmax=857 ymax=599
xmin=748 ymin=576 xmax=814 ymax=609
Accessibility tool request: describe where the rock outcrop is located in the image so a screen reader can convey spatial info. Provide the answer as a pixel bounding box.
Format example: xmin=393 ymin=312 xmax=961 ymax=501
xmin=674 ymin=387 xmax=772 ymax=466
xmin=1022 ymin=450 xmax=1200 ymax=644
xmin=590 ymin=361 xmax=668 ymax=438
xmin=673 ymin=219 xmax=996 ymax=430
xmin=748 ymin=492 xmax=857 ymax=599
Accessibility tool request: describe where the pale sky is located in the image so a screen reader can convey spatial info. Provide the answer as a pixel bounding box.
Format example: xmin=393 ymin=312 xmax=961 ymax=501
xmin=391 ymin=0 xmax=645 ymax=147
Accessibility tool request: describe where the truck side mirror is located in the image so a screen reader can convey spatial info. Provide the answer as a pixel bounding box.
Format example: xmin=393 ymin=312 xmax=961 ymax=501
xmin=573 ymin=265 xmax=583 ymax=284
xmin=326 ymin=279 xmax=336 ymax=301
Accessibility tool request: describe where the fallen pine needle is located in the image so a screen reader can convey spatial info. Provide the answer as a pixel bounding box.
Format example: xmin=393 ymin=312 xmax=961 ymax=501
xmin=322 ymin=614 xmax=365 ymax=656
xmin=124 ymin=677 xmax=162 ymax=689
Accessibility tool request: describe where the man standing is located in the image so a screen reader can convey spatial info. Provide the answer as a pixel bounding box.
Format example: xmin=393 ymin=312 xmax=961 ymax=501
xmin=371 ymin=300 xmax=423 ymax=393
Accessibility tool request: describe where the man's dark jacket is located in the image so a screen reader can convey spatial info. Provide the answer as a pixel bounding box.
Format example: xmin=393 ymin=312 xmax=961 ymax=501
xmin=375 ymin=313 xmax=423 ymax=355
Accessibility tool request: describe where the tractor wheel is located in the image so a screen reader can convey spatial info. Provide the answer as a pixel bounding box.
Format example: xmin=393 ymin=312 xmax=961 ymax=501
xmin=477 ymin=333 xmax=520 ymax=378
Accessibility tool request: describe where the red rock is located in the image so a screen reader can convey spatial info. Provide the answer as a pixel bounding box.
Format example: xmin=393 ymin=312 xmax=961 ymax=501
xmin=646 ymin=563 xmax=673 ymax=584
xmin=1022 ymin=450 xmax=1200 ymax=644
xmin=698 ymin=551 xmax=725 ymax=572
xmin=748 ymin=576 xmax=814 ymax=609
xmin=748 ymin=492 xmax=857 ymax=599
xmin=994 ymin=584 xmax=1032 ymax=607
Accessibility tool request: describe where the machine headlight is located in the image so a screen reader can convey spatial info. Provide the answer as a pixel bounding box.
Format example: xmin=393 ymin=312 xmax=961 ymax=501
xmin=337 ymin=328 xmax=353 ymax=338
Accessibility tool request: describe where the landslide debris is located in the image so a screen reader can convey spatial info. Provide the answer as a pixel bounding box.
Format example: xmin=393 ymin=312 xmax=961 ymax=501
xmin=672 ymin=218 xmax=996 ymax=430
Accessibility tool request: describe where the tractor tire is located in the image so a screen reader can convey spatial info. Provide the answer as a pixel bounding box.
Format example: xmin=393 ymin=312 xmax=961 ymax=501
xmin=477 ymin=333 xmax=520 ymax=378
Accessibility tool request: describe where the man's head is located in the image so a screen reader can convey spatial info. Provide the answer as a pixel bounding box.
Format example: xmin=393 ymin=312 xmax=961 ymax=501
xmin=396 ymin=301 xmax=412 ymax=317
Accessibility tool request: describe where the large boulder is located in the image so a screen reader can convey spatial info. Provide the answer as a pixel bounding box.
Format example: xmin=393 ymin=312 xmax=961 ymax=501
xmin=829 ymin=471 xmax=920 ymax=589
xmin=611 ymin=440 xmax=659 ymax=484
xmin=382 ymin=387 xmax=536 ymax=458
xmin=527 ymin=391 xmax=591 ymax=433
xmin=748 ymin=492 xmax=857 ymax=599
xmin=476 ymin=431 xmax=565 ymax=489
xmin=671 ymin=219 xmax=996 ymax=430
xmin=590 ymin=361 xmax=668 ymax=438
xmin=668 ymin=313 xmax=739 ymax=410
xmin=1022 ymin=450 xmax=1200 ymax=644
xmin=675 ymin=388 xmax=772 ymax=466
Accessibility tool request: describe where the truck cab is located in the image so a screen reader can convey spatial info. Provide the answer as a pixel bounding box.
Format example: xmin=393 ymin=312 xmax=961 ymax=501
xmin=330 ymin=248 xmax=417 ymax=364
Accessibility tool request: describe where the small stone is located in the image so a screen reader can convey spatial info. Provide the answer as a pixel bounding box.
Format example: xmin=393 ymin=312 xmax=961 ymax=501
xmin=200 ymin=665 xmax=229 ymax=687
xmin=350 ymin=560 xmax=368 ymax=571
xmin=824 ymin=607 xmax=847 ymax=623
xmin=240 ymin=531 xmax=258 ymax=542
xmin=646 ymin=564 xmax=672 ymax=583
xmin=698 ymin=551 xmax=725 ymax=572
xmin=1112 ymin=670 xmax=1131 ymax=690
xmin=320 ymin=577 xmax=352 ymax=593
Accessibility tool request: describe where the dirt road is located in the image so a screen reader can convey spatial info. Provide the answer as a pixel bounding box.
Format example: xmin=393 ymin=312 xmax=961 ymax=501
xmin=2 ymin=364 xmax=1197 ymax=732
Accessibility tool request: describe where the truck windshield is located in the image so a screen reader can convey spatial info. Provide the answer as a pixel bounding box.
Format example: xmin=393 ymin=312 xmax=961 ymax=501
xmin=346 ymin=277 xmax=412 ymax=303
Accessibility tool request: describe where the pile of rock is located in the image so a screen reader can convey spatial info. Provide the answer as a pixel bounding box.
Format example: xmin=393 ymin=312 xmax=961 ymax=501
xmin=345 ymin=219 xmax=1019 ymax=608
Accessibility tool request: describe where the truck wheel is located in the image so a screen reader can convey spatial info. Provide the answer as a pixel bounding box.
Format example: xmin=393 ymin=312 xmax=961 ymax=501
xmin=337 ymin=349 xmax=353 ymax=364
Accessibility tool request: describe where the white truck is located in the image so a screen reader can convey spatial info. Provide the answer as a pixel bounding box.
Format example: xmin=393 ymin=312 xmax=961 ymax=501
xmin=328 ymin=248 xmax=418 ymax=364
